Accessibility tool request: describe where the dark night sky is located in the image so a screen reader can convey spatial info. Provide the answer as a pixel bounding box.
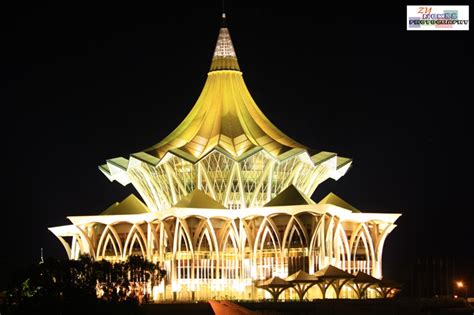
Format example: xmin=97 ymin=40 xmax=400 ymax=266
xmin=1 ymin=1 xmax=472 ymax=291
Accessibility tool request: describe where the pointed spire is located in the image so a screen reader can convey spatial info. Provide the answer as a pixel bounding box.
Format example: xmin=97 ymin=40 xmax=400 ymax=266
xmin=143 ymin=12 xmax=307 ymax=160
xmin=213 ymin=28 xmax=236 ymax=58
xmin=210 ymin=13 xmax=240 ymax=71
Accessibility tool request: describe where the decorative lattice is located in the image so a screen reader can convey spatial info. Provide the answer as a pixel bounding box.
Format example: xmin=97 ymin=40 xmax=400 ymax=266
xmin=213 ymin=28 xmax=236 ymax=58
xmin=126 ymin=148 xmax=336 ymax=211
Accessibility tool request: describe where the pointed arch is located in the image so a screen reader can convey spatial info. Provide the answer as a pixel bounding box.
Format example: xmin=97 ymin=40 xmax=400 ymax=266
xmin=102 ymin=233 xmax=120 ymax=257
xmin=123 ymin=223 xmax=148 ymax=259
xmin=349 ymin=223 xmax=376 ymax=275
xmin=171 ymin=218 xmax=195 ymax=284
xmin=217 ymin=220 xmax=241 ymax=252
xmin=193 ymin=218 xmax=220 ymax=281
xmin=74 ymin=225 xmax=96 ymax=258
xmin=253 ymin=217 xmax=281 ymax=279
xmin=220 ymin=220 xmax=241 ymax=281
xmin=172 ymin=218 xmax=195 ymax=258
xmin=127 ymin=231 xmax=147 ymax=258
xmin=282 ymin=216 xmax=309 ymax=251
xmin=253 ymin=217 xmax=281 ymax=258
xmin=281 ymin=216 xmax=309 ymax=275
xmin=96 ymin=225 xmax=123 ymax=259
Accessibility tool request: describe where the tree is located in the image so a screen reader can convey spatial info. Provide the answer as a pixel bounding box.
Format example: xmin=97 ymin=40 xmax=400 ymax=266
xmin=6 ymin=254 xmax=166 ymax=314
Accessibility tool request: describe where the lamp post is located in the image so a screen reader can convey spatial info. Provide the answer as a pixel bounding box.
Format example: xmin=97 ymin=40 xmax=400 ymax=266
xmin=455 ymin=281 xmax=466 ymax=300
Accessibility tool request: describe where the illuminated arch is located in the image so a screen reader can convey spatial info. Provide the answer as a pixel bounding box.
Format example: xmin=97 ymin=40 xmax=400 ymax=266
xmin=334 ymin=222 xmax=351 ymax=272
xmin=123 ymin=223 xmax=148 ymax=258
xmin=253 ymin=217 xmax=281 ymax=279
xmin=96 ymin=225 xmax=123 ymax=259
xmin=74 ymin=225 xmax=96 ymax=258
xmin=349 ymin=223 xmax=376 ymax=275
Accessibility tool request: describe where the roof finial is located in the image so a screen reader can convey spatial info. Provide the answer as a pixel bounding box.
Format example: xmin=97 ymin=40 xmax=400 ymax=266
xmin=222 ymin=0 xmax=226 ymax=19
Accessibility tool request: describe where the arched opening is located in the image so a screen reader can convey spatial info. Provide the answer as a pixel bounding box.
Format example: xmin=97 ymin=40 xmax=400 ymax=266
xmin=283 ymin=217 xmax=309 ymax=275
xmin=255 ymin=219 xmax=281 ymax=280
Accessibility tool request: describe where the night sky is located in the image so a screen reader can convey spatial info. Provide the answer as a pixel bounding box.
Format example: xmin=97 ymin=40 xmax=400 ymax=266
xmin=1 ymin=1 xmax=472 ymax=292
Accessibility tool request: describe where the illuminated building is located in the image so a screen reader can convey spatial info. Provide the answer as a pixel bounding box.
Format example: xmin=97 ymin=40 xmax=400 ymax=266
xmin=49 ymin=14 xmax=401 ymax=301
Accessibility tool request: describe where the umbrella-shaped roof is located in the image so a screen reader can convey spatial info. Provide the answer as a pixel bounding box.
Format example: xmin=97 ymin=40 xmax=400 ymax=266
xmin=353 ymin=271 xmax=380 ymax=283
xmin=143 ymin=16 xmax=307 ymax=160
xmin=314 ymin=265 xmax=354 ymax=279
xmin=285 ymin=270 xmax=319 ymax=283
xmin=256 ymin=276 xmax=292 ymax=288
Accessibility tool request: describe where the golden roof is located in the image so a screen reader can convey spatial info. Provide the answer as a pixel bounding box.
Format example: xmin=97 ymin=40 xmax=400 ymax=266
xmin=173 ymin=188 xmax=226 ymax=209
xmin=145 ymin=17 xmax=306 ymax=160
xmin=318 ymin=192 xmax=361 ymax=213
xmin=100 ymin=194 xmax=151 ymax=215
xmin=264 ymin=185 xmax=315 ymax=207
